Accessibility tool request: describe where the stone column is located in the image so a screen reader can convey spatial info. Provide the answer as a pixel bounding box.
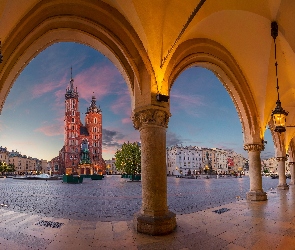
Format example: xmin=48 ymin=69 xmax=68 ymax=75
xmin=90 ymin=167 xmax=94 ymax=175
xmin=289 ymin=162 xmax=295 ymax=185
xmin=132 ymin=108 xmax=176 ymax=235
xmin=277 ymin=157 xmax=289 ymax=189
xmin=244 ymin=144 xmax=267 ymax=201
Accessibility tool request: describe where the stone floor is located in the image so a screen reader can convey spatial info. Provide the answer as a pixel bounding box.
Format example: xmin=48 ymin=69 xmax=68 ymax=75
xmin=1 ymin=180 xmax=295 ymax=249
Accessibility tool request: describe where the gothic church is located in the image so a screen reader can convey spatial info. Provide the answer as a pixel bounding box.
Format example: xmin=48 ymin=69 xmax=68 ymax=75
xmin=51 ymin=73 xmax=105 ymax=175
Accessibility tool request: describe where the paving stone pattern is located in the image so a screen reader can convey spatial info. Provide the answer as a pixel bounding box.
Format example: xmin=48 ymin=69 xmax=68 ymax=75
xmin=1 ymin=176 xmax=295 ymax=249
xmin=0 ymin=176 xmax=279 ymax=221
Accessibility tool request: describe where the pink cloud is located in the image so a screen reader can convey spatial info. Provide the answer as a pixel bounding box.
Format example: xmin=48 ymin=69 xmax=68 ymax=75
xmin=122 ymin=117 xmax=132 ymax=124
xmin=74 ymin=65 xmax=123 ymax=102
xmin=35 ymin=122 xmax=63 ymax=136
xmin=170 ymin=92 xmax=204 ymax=117
xmin=31 ymin=74 xmax=67 ymax=99
xmin=111 ymin=94 xmax=131 ymax=115
xmin=171 ymin=92 xmax=204 ymax=106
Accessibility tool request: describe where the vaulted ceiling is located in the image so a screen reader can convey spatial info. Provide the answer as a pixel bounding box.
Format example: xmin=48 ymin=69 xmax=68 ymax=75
xmin=1 ymin=0 xmax=295 ymax=147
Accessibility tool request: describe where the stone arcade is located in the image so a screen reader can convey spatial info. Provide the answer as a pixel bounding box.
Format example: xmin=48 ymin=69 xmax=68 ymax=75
xmin=1 ymin=0 xmax=295 ymax=236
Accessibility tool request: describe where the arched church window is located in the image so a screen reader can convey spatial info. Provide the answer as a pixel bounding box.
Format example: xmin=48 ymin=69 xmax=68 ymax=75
xmin=94 ymin=118 xmax=97 ymax=124
xmin=72 ymin=118 xmax=75 ymax=123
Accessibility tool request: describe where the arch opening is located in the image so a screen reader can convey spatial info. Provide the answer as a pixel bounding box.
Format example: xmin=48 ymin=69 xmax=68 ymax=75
xmin=0 ymin=0 xmax=153 ymax=113
xmin=0 ymin=42 xmax=139 ymax=164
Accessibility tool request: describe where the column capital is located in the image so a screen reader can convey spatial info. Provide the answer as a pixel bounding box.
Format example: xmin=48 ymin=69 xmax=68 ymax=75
xmin=276 ymin=156 xmax=288 ymax=162
xmin=243 ymin=143 xmax=264 ymax=152
xmin=132 ymin=108 xmax=170 ymax=130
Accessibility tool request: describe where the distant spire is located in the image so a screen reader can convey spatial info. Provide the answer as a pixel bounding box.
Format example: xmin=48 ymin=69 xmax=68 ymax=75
xmin=70 ymin=67 xmax=74 ymax=90
xmin=65 ymin=67 xmax=78 ymax=99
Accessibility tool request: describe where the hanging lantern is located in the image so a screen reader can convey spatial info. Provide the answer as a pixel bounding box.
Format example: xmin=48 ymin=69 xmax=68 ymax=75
xmin=272 ymin=100 xmax=288 ymax=133
xmin=271 ymin=21 xmax=288 ymax=133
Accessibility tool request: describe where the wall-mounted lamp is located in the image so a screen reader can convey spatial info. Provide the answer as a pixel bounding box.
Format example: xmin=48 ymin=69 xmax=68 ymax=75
xmin=156 ymin=93 xmax=169 ymax=102
xmin=271 ymin=21 xmax=288 ymax=133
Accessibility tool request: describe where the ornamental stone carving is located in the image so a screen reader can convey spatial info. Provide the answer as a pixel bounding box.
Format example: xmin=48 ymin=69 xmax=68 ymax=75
xmin=243 ymin=143 xmax=264 ymax=152
xmin=132 ymin=109 xmax=170 ymax=130
xmin=288 ymin=162 xmax=295 ymax=166
xmin=276 ymin=156 xmax=288 ymax=162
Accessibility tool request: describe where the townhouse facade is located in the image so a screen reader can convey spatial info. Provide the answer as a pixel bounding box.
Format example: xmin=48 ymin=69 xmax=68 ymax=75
xmin=166 ymin=145 xmax=247 ymax=176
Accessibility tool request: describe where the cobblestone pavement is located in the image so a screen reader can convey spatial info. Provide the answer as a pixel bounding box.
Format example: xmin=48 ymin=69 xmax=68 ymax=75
xmin=0 ymin=175 xmax=280 ymax=221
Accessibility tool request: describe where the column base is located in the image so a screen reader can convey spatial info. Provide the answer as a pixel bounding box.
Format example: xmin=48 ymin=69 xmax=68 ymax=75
xmin=134 ymin=211 xmax=176 ymax=235
xmin=277 ymin=184 xmax=289 ymax=190
xmin=246 ymin=191 xmax=267 ymax=201
xmin=289 ymin=181 xmax=295 ymax=185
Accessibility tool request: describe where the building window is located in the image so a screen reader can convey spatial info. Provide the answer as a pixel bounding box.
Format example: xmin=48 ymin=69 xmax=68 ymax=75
xmin=72 ymin=111 xmax=75 ymax=116
xmin=94 ymin=118 xmax=97 ymax=124
xmin=72 ymin=118 xmax=75 ymax=123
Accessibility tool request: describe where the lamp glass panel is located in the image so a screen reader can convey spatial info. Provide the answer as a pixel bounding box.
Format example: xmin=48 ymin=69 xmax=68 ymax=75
xmin=273 ymin=113 xmax=286 ymax=127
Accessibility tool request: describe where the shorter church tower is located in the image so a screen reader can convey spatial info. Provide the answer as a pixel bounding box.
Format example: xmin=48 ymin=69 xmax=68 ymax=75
xmin=85 ymin=96 xmax=103 ymax=169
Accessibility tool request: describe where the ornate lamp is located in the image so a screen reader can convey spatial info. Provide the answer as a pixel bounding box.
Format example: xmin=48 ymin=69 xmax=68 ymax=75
xmin=0 ymin=40 xmax=3 ymax=63
xmin=271 ymin=21 xmax=288 ymax=133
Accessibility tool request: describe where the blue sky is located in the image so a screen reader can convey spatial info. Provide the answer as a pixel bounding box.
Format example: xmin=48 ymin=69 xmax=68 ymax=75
xmin=0 ymin=42 xmax=275 ymax=161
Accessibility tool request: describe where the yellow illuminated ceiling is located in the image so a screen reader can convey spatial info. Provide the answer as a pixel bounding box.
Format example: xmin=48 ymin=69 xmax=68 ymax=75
xmin=1 ymin=0 xmax=295 ymax=146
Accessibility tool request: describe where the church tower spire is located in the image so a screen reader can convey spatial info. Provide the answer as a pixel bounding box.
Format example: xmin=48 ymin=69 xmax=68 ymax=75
xmin=65 ymin=67 xmax=78 ymax=99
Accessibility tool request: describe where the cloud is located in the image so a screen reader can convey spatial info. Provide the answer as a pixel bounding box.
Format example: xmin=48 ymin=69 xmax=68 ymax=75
xmin=35 ymin=122 xmax=63 ymax=136
xmin=111 ymin=94 xmax=131 ymax=115
xmin=122 ymin=117 xmax=132 ymax=124
xmin=110 ymin=94 xmax=132 ymax=124
xmin=74 ymin=65 xmax=124 ymax=102
xmin=102 ymin=129 xmax=125 ymax=148
xmin=166 ymin=131 xmax=184 ymax=147
xmin=170 ymin=92 xmax=204 ymax=117
xmin=31 ymin=74 xmax=67 ymax=99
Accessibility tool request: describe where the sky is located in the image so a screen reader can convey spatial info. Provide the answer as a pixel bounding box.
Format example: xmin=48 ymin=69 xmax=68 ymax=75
xmin=0 ymin=42 xmax=275 ymax=161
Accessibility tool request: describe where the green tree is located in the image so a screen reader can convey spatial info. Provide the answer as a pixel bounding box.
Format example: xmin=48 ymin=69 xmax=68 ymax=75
xmin=115 ymin=142 xmax=141 ymax=181
xmin=0 ymin=162 xmax=15 ymax=175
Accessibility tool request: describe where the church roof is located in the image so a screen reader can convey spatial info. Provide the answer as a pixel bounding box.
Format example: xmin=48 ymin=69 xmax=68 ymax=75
xmin=80 ymin=126 xmax=89 ymax=136
xmin=86 ymin=96 xmax=101 ymax=114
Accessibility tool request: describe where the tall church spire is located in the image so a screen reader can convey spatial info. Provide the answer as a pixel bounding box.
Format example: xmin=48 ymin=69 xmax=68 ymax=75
xmin=65 ymin=67 xmax=78 ymax=99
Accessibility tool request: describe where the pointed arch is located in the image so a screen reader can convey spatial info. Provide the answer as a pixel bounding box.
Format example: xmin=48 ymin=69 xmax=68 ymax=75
xmin=164 ymin=38 xmax=262 ymax=144
xmin=288 ymin=137 xmax=295 ymax=161
xmin=0 ymin=0 xmax=153 ymax=113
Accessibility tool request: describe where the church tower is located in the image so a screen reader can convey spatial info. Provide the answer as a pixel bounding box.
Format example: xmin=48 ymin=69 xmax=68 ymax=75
xmin=85 ymin=96 xmax=103 ymax=173
xmin=64 ymin=70 xmax=80 ymax=172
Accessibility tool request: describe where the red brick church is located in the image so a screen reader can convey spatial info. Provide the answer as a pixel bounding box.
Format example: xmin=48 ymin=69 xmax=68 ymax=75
xmin=50 ymin=72 xmax=106 ymax=175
